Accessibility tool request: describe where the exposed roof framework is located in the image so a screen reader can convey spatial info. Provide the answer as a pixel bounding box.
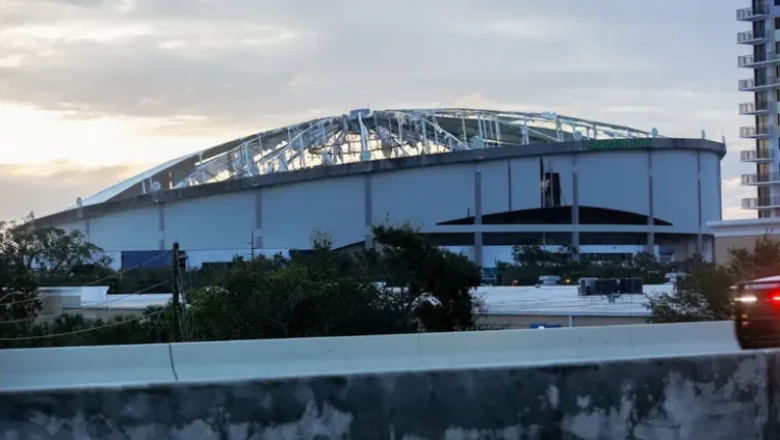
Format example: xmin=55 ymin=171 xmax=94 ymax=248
xmin=77 ymin=108 xmax=663 ymax=207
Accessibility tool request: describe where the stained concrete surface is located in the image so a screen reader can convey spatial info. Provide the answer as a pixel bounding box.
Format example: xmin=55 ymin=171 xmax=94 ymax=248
xmin=0 ymin=350 xmax=775 ymax=439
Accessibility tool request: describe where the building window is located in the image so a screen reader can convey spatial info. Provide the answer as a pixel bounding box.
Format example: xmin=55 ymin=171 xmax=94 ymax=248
xmin=776 ymin=16 xmax=780 ymax=28
xmin=756 ymin=44 xmax=767 ymax=59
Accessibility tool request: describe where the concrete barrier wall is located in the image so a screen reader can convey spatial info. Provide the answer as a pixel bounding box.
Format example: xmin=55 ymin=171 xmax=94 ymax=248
xmin=0 ymin=348 xmax=774 ymax=438
xmin=0 ymin=343 xmax=176 ymax=391
xmin=0 ymin=321 xmax=741 ymax=392
xmin=0 ymin=321 xmax=739 ymax=391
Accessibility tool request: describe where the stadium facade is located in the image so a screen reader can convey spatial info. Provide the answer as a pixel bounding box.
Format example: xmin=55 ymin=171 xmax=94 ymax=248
xmin=37 ymin=108 xmax=726 ymax=268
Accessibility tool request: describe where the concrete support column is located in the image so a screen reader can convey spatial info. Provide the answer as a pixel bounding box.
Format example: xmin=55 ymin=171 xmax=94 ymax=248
xmin=85 ymin=219 xmax=91 ymax=243
xmin=696 ymin=151 xmax=704 ymax=256
xmin=76 ymin=204 xmax=91 ymax=242
xmin=647 ymin=151 xmax=655 ymax=252
xmin=716 ymin=153 xmax=723 ymax=220
xmin=571 ymin=169 xmax=580 ymax=263
xmin=364 ymin=175 xmax=374 ymax=250
xmin=253 ymin=191 xmax=263 ymax=249
xmin=474 ymin=169 xmax=483 ymax=267
xmin=506 ymin=160 xmax=513 ymax=211
xmin=157 ymin=203 xmax=166 ymax=250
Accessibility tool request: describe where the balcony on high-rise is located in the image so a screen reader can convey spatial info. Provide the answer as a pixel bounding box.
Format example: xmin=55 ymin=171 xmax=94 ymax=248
xmin=742 ymin=172 xmax=780 ymax=185
xmin=740 ymin=148 xmax=774 ymax=162
xmin=742 ymin=196 xmax=780 ymax=209
xmin=738 ymin=76 xmax=780 ymax=91
xmin=737 ymin=4 xmax=769 ymax=21
xmin=739 ymin=101 xmax=772 ymax=114
xmin=738 ymin=52 xmax=780 ymax=67
xmin=738 ymin=30 xmax=770 ymax=44
xmin=740 ymin=125 xmax=774 ymax=138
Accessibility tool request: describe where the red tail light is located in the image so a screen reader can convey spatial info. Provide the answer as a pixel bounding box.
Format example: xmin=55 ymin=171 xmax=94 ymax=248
xmin=772 ymin=296 xmax=780 ymax=302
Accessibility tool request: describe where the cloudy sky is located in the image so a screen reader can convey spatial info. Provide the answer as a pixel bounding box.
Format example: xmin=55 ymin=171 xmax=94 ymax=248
xmin=0 ymin=0 xmax=753 ymax=221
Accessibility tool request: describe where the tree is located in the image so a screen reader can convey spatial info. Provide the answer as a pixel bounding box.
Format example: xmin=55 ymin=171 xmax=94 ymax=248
xmin=8 ymin=214 xmax=111 ymax=280
xmin=0 ymin=221 xmax=484 ymax=347
xmin=24 ymin=304 xmax=177 ymax=348
xmin=507 ymin=244 xmax=587 ymax=285
xmin=3 ymin=214 xmax=117 ymax=293
xmin=726 ymin=234 xmax=780 ymax=282
xmin=512 ymin=244 xmax=565 ymax=268
xmin=0 ymin=221 xmax=40 ymax=347
xmin=372 ymin=224 xmax=483 ymax=332
xmin=186 ymin=234 xmax=413 ymax=341
xmin=645 ymin=235 xmax=780 ymax=323
xmin=113 ymin=268 xmax=170 ymax=293
xmin=631 ymin=252 xmax=666 ymax=284
xmin=0 ymin=217 xmax=179 ymax=348
xmin=185 ymin=225 xmax=482 ymax=342
xmin=645 ymin=263 xmax=733 ymax=323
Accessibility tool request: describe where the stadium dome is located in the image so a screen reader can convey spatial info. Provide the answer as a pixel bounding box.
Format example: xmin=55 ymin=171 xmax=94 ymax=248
xmin=43 ymin=107 xmax=725 ymax=270
xmin=76 ymin=108 xmax=662 ymax=207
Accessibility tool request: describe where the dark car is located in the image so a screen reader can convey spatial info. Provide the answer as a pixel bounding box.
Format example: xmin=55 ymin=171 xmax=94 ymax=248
xmin=734 ymin=279 xmax=780 ymax=349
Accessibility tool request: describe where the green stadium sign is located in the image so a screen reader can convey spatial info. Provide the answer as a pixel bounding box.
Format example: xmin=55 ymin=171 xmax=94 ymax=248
xmin=581 ymin=138 xmax=655 ymax=151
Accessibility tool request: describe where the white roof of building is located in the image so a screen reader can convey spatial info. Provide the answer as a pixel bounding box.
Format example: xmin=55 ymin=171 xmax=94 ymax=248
xmin=64 ymin=285 xmax=671 ymax=317
xmin=74 ymin=154 xmax=196 ymax=208
xmin=78 ymin=294 xmax=173 ymax=310
xmin=476 ymin=285 xmax=670 ymax=317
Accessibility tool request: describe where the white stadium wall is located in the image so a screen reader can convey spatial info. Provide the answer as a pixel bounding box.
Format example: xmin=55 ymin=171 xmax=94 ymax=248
xmin=372 ymin=163 xmax=476 ymax=227
xmin=44 ymin=140 xmax=724 ymax=268
xmin=89 ymin=205 xmax=161 ymax=251
xmin=263 ymin=176 xmax=366 ymax=249
xmin=577 ymin=151 xmax=649 ymax=216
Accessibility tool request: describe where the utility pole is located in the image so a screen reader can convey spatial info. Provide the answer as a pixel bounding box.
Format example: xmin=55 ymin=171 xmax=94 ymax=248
xmin=250 ymin=230 xmax=255 ymax=260
xmin=171 ymin=242 xmax=181 ymax=342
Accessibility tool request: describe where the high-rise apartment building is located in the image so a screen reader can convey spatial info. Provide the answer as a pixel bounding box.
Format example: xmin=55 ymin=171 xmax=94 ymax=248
xmin=697 ymin=2 xmax=780 ymax=258
xmin=739 ymin=1 xmax=780 ymax=217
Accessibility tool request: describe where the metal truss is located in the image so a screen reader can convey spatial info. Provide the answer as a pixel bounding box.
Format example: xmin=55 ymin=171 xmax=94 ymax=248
xmin=75 ymin=108 xmax=665 ymax=207
xmin=171 ymin=108 xmax=661 ymax=190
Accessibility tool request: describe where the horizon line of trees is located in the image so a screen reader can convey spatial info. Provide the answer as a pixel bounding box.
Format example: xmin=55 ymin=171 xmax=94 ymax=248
xmin=501 ymin=235 xmax=780 ymax=324
xmin=3 ymin=213 xmax=779 ymax=349
xmin=35 ymin=242 xmax=702 ymax=295
xmin=0 ymin=216 xmax=486 ymax=349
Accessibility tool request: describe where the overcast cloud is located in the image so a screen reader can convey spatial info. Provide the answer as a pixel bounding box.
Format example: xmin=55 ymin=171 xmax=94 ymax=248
xmin=0 ymin=0 xmax=751 ymax=220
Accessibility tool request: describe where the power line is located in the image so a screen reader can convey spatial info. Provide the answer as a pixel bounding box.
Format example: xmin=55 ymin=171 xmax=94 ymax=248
xmin=176 ymin=267 xmax=192 ymax=342
xmin=0 ymin=309 xmax=166 ymax=342
xmin=0 ymin=280 xmax=172 ymax=325
xmin=0 ymin=251 xmax=173 ymax=308
xmin=73 ymin=250 xmax=173 ymax=287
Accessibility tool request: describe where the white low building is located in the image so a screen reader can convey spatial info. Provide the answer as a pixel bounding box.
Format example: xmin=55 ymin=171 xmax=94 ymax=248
xmin=37 ymin=284 xmax=669 ymax=328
